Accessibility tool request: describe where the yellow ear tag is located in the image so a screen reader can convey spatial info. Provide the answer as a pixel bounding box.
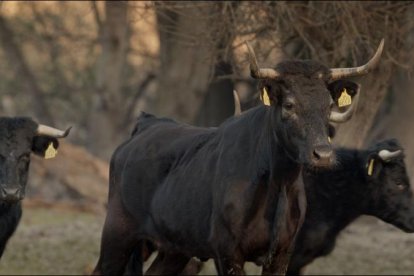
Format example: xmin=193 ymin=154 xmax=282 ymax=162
xmin=367 ymin=158 xmax=375 ymax=176
xmin=260 ymin=87 xmax=271 ymax=106
xmin=44 ymin=142 xmax=57 ymax=159
xmin=338 ymin=88 xmax=352 ymax=108
xmin=328 ymin=136 xmax=331 ymax=143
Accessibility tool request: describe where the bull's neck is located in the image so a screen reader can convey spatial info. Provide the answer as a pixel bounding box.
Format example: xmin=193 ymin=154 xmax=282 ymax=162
xmin=304 ymin=149 xmax=368 ymax=233
xmin=216 ymin=105 xmax=300 ymax=183
xmin=266 ymin=107 xmax=299 ymax=178
xmin=0 ymin=201 xmax=18 ymax=213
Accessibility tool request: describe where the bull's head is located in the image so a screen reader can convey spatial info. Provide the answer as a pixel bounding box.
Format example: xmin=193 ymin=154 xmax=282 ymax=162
xmin=0 ymin=117 xmax=71 ymax=202
xmin=363 ymin=139 xmax=414 ymax=233
xmin=245 ymin=39 xmax=384 ymax=167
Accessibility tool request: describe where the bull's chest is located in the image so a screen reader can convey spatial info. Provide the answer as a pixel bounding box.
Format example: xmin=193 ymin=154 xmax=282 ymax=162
xmin=238 ymin=186 xmax=277 ymax=264
xmin=241 ymin=211 xmax=272 ymax=263
xmin=240 ymin=174 xmax=304 ymax=264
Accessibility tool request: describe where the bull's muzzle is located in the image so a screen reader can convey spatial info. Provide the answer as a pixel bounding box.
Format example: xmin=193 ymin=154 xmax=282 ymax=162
xmin=0 ymin=187 xmax=23 ymax=202
xmin=311 ymin=145 xmax=334 ymax=167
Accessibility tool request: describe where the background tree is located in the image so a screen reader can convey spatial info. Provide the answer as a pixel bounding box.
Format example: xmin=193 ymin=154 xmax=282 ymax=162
xmin=0 ymin=1 xmax=413 ymax=161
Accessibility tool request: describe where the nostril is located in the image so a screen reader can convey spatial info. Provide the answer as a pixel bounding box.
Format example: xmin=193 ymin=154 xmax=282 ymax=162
xmin=312 ymin=145 xmax=333 ymax=163
xmin=313 ymin=150 xmax=321 ymax=160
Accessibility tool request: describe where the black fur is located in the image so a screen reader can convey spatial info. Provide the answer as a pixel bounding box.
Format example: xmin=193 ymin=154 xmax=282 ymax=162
xmin=0 ymin=117 xmax=62 ymax=260
xmin=131 ymin=139 xmax=413 ymax=275
xmin=287 ymin=139 xmax=413 ymax=274
xmin=94 ymin=58 xmax=365 ymax=275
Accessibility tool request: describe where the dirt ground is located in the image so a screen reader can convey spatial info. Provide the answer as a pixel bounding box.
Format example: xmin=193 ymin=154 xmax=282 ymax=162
xmin=1 ymin=206 xmax=414 ymax=275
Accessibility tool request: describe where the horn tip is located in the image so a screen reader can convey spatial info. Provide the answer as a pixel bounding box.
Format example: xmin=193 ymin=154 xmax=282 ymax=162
xmin=378 ymin=38 xmax=385 ymax=53
xmin=62 ymin=126 xmax=72 ymax=138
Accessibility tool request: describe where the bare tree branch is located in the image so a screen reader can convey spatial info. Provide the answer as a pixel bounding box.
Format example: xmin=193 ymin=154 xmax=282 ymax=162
xmin=0 ymin=14 xmax=54 ymax=125
xmin=122 ymin=72 xmax=156 ymax=128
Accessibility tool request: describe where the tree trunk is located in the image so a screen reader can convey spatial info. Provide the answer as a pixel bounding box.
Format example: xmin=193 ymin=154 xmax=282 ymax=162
xmin=332 ymin=69 xmax=393 ymax=149
xmin=88 ymin=1 xmax=129 ymax=159
xmin=154 ymin=3 xmax=221 ymax=124
xmin=366 ymin=5 xmax=414 ymax=180
xmin=334 ymin=3 xmax=414 ymax=149
xmin=366 ymin=71 xmax=414 ymax=180
xmin=195 ymin=61 xmax=235 ymax=127
xmin=0 ymin=14 xmax=54 ymax=125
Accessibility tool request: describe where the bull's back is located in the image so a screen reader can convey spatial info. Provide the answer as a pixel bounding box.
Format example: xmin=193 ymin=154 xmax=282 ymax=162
xmin=113 ymin=116 xmax=215 ymax=225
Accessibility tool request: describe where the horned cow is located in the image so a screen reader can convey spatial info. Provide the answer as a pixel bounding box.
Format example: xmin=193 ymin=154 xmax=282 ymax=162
xmin=146 ymin=139 xmax=413 ymax=275
xmin=93 ymin=40 xmax=383 ymax=275
xmin=0 ymin=117 xmax=70 ymax=258
xmin=287 ymin=139 xmax=414 ymax=275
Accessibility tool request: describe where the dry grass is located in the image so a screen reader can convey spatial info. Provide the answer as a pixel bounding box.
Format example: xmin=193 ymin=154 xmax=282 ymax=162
xmin=1 ymin=208 xmax=414 ymax=275
xmin=0 ymin=207 xmax=104 ymax=275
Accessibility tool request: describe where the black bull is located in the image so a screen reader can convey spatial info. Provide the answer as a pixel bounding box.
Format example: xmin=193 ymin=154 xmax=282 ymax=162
xmin=0 ymin=117 xmax=70 ymax=259
xmin=93 ymin=41 xmax=384 ymax=275
xmin=143 ymin=139 xmax=413 ymax=275
xmin=287 ymin=139 xmax=414 ymax=274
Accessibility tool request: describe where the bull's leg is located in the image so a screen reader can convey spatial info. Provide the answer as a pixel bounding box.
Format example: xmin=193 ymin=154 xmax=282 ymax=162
xmin=144 ymin=251 xmax=190 ymax=275
xmin=262 ymin=251 xmax=291 ymax=275
xmin=214 ymin=255 xmax=245 ymax=275
xmin=92 ymin=221 xmax=139 ymax=275
xmin=125 ymin=240 xmax=157 ymax=275
xmin=182 ymin=258 xmax=204 ymax=275
xmin=286 ymin=255 xmax=309 ymax=275
xmin=262 ymin=174 xmax=307 ymax=275
xmin=93 ymin=196 xmax=139 ymax=275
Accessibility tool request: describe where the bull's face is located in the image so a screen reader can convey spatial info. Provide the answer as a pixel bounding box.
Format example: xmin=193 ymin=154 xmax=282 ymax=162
xmin=0 ymin=118 xmax=70 ymax=203
xmin=364 ymin=139 xmax=414 ymax=233
xmin=260 ymin=74 xmax=360 ymax=167
xmin=245 ymin=40 xmax=383 ymax=168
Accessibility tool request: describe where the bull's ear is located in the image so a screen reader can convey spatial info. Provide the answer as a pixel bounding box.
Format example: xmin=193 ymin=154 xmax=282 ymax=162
xmin=328 ymin=80 xmax=360 ymax=107
xmin=258 ymin=81 xmax=280 ymax=106
xmin=261 ymin=86 xmax=272 ymax=106
xmin=32 ymin=136 xmax=59 ymax=159
xmin=365 ymin=154 xmax=383 ymax=178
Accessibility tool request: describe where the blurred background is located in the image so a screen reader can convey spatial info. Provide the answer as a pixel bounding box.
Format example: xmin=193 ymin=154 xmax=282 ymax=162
xmin=0 ymin=1 xmax=414 ymax=274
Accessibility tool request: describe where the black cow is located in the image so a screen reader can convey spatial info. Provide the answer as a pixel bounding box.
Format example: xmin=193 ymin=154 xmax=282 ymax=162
xmin=287 ymin=138 xmax=414 ymax=274
xmin=0 ymin=117 xmax=70 ymax=258
xmin=93 ymin=40 xmax=383 ymax=275
xmin=167 ymin=138 xmax=413 ymax=275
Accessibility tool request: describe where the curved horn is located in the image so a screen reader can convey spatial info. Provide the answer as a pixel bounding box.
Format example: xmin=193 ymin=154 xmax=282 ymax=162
xmin=245 ymin=41 xmax=280 ymax=79
xmin=330 ymin=39 xmax=384 ymax=80
xmin=233 ymin=90 xmax=241 ymax=116
xmin=37 ymin=125 xmax=72 ymax=138
xmin=378 ymin=149 xmax=403 ymax=161
xmin=329 ymin=90 xmax=360 ymax=123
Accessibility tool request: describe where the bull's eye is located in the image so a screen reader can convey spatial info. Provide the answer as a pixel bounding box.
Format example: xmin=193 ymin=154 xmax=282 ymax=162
xmin=283 ymin=103 xmax=294 ymax=111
